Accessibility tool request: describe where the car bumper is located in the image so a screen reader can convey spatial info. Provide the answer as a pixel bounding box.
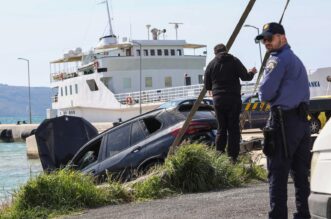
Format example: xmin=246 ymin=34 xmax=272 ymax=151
xmin=309 ymin=192 xmax=331 ymax=219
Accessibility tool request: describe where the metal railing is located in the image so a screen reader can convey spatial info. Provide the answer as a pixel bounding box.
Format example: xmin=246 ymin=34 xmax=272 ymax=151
xmin=114 ymin=83 xmax=257 ymax=105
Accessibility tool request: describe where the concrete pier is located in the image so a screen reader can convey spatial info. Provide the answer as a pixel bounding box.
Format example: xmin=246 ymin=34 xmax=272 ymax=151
xmin=0 ymin=124 xmax=38 ymax=142
xmin=0 ymin=122 xmax=113 ymax=143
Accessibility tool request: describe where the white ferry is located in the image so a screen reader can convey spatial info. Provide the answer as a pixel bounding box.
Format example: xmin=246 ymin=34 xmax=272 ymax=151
xmin=48 ymin=5 xmax=207 ymax=122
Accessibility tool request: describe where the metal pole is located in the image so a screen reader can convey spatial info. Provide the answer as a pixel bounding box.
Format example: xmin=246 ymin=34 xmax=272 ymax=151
xmin=18 ymin=58 xmax=32 ymax=124
xmin=244 ymin=24 xmax=263 ymax=66
xmin=257 ymin=28 xmax=263 ymax=66
xmin=132 ymin=40 xmax=143 ymax=114
xmin=139 ymin=43 xmax=142 ymax=114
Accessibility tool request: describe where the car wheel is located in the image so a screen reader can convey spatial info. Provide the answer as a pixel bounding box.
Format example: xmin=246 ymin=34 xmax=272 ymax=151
xmin=310 ymin=118 xmax=321 ymax=134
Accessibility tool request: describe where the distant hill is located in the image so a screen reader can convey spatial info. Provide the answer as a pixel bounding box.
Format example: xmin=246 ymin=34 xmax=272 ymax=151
xmin=0 ymin=83 xmax=51 ymax=117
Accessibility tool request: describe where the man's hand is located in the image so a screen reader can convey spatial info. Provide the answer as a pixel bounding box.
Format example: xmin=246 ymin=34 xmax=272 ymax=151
xmin=249 ymin=67 xmax=257 ymax=74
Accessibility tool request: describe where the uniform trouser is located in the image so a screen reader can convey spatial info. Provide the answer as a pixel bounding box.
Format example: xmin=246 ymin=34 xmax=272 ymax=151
xmin=213 ymin=95 xmax=242 ymax=160
xmin=267 ymin=110 xmax=311 ymax=219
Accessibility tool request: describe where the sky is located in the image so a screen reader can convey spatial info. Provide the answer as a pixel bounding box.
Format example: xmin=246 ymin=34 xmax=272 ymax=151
xmin=0 ymin=0 xmax=330 ymax=87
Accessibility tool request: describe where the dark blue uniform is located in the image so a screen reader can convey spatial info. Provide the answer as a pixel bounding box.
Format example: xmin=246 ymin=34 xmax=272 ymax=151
xmin=259 ymin=44 xmax=311 ymax=219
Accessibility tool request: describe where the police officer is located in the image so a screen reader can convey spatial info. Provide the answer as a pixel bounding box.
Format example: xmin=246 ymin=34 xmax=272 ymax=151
xmin=256 ymin=23 xmax=311 ymax=219
xmin=204 ymin=43 xmax=257 ymax=163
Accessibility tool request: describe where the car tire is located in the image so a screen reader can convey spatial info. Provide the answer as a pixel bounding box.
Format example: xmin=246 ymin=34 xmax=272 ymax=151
xmin=310 ymin=118 xmax=321 ymax=134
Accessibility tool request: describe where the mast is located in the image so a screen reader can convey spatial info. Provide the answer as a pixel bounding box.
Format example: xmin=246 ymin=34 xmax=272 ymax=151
xmin=105 ymin=0 xmax=114 ymax=37
xmin=99 ymin=0 xmax=117 ymax=44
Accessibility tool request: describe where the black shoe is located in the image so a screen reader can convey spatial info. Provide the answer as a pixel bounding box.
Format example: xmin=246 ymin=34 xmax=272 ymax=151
xmin=230 ymin=158 xmax=238 ymax=165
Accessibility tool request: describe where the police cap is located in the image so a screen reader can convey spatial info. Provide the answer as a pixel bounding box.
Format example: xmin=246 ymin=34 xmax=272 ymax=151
xmin=255 ymin=22 xmax=285 ymax=41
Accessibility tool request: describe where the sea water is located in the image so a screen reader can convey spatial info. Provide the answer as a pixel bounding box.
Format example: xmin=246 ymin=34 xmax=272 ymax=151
xmin=0 ymin=116 xmax=44 ymax=203
xmin=0 ymin=116 xmax=44 ymax=124
xmin=0 ymin=142 xmax=42 ymax=203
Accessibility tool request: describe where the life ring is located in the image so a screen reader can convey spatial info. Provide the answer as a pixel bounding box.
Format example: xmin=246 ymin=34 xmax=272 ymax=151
xmin=94 ymin=61 xmax=99 ymax=69
xmin=126 ymin=96 xmax=134 ymax=105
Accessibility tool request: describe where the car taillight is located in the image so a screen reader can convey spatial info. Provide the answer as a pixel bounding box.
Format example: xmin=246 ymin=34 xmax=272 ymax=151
xmin=171 ymin=121 xmax=211 ymax=137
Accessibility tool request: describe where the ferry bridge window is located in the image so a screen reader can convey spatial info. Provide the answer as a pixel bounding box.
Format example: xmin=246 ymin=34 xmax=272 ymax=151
xmin=86 ymin=79 xmax=99 ymax=91
xmin=61 ymin=87 xmax=63 ymax=96
xmin=157 ymin=49 xmax=162 ymax=56
xmin=136 ymin=49 xmax=141 ymax=56
xmin=177 ymin=49 xmax=182 ymax=56
xmin=65 ymin=86 xmax=68 ymax=96
xmin=105 ymin=124 xmax=131 ymax=158
xmin=145 ymin=77 xmax=153 ymax=88
xmin=123 ymin=78 xmax=132 ymax=89
xmin=164 ymin=49 xmax=169 ymax=56
xmin=150 ymin=49 xmax=155 ymax=56
xmin=69 ymin=85 xmax=73 ymax=95
xmin=170 ymin=49 xmax=175 ymax=56
xmin=101 ymin=77 xmax=113 ymax=91
xmin=75 ymin=84 xmax=78 ymax=94
xmin=143 ymin=49 xmax=149 ymax=56
xmin=198 ymin=75 xmax=203 ymax=84
xmin=165 ymin=76 xmax=172 ymax=87
xmin=185 ymin=75 xmax=191 ymax=86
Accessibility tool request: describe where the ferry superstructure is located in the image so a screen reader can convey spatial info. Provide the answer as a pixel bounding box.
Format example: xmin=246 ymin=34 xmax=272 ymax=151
xmin=49 ymin=28 xmax=208 ymax=122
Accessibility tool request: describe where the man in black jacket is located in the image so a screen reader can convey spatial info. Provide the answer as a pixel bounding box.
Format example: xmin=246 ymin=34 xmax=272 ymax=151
xmin=204 ymin=43 xmax=257 ymax=162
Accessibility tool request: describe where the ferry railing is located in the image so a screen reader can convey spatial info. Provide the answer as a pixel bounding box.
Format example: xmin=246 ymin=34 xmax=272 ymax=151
xmin=114 ymin=84 xmax=257 ymax=105
xmin=51 ymin=72 xmax=79 ymax=82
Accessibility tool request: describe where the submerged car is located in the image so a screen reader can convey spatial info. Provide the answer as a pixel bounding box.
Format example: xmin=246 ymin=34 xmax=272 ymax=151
xmin=65 ymin=105 xmax=217 ymax=180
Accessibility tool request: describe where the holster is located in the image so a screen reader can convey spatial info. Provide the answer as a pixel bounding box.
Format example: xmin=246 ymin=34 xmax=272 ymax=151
xmin=262 ymin=126 xmax=276 ymax=156
xmin=298 ymin=102 xmax=309 ymax=121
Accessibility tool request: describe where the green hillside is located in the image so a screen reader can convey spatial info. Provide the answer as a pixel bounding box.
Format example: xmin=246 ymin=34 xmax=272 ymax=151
xmin=0 ymin=83 xmax=51 ymax=117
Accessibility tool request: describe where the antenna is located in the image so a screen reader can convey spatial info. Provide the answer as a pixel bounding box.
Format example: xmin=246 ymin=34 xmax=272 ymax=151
xmin=146 ymin=24 xmax=151 ymax=40
xmin=169 ymin=22 xmax=183 ymax=40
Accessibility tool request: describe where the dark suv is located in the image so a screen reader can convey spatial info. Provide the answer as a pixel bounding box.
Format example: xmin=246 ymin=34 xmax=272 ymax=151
xmin=68 ymin=105 xmax=217 ymax=180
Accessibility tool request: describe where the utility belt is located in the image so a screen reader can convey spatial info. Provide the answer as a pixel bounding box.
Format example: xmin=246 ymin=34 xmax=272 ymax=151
xmin=262 ymin=102 xmax=309 ymax=157
xmin=271 ymin=102 xmax=309 ymax=119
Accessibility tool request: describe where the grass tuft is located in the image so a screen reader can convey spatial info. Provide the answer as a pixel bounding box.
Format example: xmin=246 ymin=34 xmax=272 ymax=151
xmin=0 ymin=169 xmax=107 ymax=219
xmin=164 ymin=143 xmax=216 ymax=193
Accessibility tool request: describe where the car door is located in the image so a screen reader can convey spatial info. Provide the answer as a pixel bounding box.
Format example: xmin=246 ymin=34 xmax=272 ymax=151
xmin=69 ymin=136 xmax=105 ymax=176
xmin=97 ymin=119 xmax=153 ymax=174
xmin=97 ymin=123 xmax=132 ymax=174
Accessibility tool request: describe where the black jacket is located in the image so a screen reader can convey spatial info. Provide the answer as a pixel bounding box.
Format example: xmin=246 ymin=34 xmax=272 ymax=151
xmin=204 ymin=53 xmax=254 ymax=98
